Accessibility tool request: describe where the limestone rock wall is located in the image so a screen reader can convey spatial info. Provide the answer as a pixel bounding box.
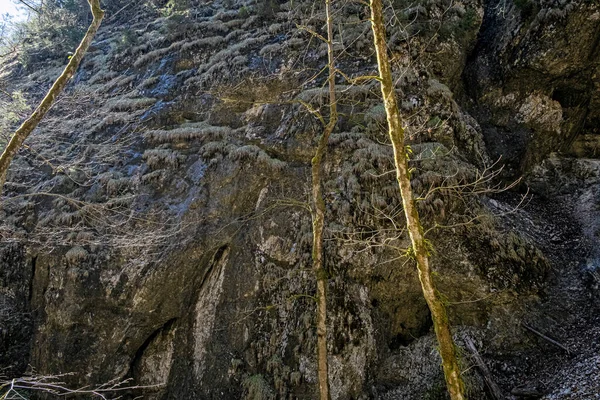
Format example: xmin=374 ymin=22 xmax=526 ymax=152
xmin=0 ymin=0 xmax=598 ymax=398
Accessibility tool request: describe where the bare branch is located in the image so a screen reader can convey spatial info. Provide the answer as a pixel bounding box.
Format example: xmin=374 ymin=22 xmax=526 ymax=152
xmin=0 ymin=0 xmax=105 ymax=197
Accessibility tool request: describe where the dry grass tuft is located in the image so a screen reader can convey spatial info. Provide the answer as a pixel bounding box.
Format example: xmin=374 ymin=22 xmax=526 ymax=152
xmin=143 ymin=148 xmax=186 ymax=169
xmin=145 ymin=122 xmax=233 ymax=143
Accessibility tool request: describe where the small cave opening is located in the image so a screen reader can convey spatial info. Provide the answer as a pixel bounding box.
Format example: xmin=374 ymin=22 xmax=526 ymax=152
xmin=388 ymin=318 xmax=433 ymax=350
xmin=551 ymin=87 xmax=589 ymax=108
xmin=388 ymin=333 xmax=413 ymax=350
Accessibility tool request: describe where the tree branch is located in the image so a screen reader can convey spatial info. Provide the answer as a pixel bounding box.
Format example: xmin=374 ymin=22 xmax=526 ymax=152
xmin=0 ymin=0 xmax=105 ymax=198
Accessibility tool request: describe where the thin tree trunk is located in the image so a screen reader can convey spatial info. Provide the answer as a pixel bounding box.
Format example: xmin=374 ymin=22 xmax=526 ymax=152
xmin=368 ymin=0 xmax=466 ymax=399
xmin=0 ymin=0 xmax=105 ymax=197
xmin=311 ymin=0 xmax=337 ymax=398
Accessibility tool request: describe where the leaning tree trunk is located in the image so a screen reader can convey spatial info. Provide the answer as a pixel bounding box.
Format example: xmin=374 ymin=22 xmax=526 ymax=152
xmin=368 ymin=0 xmax=466 ymax=399
xmin=0 ymin=0 xmax=105 ymax=197
xmin=311 ymin=0 xmax=338 ymax=398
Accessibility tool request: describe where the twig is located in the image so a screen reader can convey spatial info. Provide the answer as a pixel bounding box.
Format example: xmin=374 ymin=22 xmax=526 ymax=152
xmin=522 ymin=323 xmax=570 ymax=355
xmin=511 ymin=386 xmax=544 ymax=398
xmin=14 ymin=0 xmax=40 ymax=14
xmin=105 ymin=1 xmax=135 ymax=22
xmin=464 ymin=336 xmax=504 ymax=400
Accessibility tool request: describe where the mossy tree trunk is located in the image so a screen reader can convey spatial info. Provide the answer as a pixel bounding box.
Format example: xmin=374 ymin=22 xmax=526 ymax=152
xmin=368 ymin=0 xmax=466 ymax=399
xmin=0 ymin=0 xmax=105 ymax=197
xmin=311 ymin=0 xmax=338 ymax=398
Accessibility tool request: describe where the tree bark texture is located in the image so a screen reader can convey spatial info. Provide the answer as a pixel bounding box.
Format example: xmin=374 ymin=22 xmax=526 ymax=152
xmin=311 ymin=0 xmax=338 ymax=398
xmin=368 ymin=0 xmax=466 ymax=399
xmin=0 ymin=0 xmax=105 ymax=197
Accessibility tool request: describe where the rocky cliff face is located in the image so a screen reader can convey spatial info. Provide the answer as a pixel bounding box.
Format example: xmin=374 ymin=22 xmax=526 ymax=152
xmin=464 ymin=0 xmax=600 ymax=174
xmin=0 ymin=0 xmax=598 ymax=399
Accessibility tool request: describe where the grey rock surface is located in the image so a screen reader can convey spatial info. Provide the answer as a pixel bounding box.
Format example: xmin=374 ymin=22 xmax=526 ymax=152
xmin=0 ymin=0 xmax=598 ymax=399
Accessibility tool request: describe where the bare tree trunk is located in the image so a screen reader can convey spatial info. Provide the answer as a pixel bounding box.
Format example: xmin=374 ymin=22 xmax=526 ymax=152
xmin=0 ymin=0 xmax=105 ymax=197
xmin=311 ymin=0 xmax=337 ymax=398
xmin=368 ymin=0 xmax=466 ymax=399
